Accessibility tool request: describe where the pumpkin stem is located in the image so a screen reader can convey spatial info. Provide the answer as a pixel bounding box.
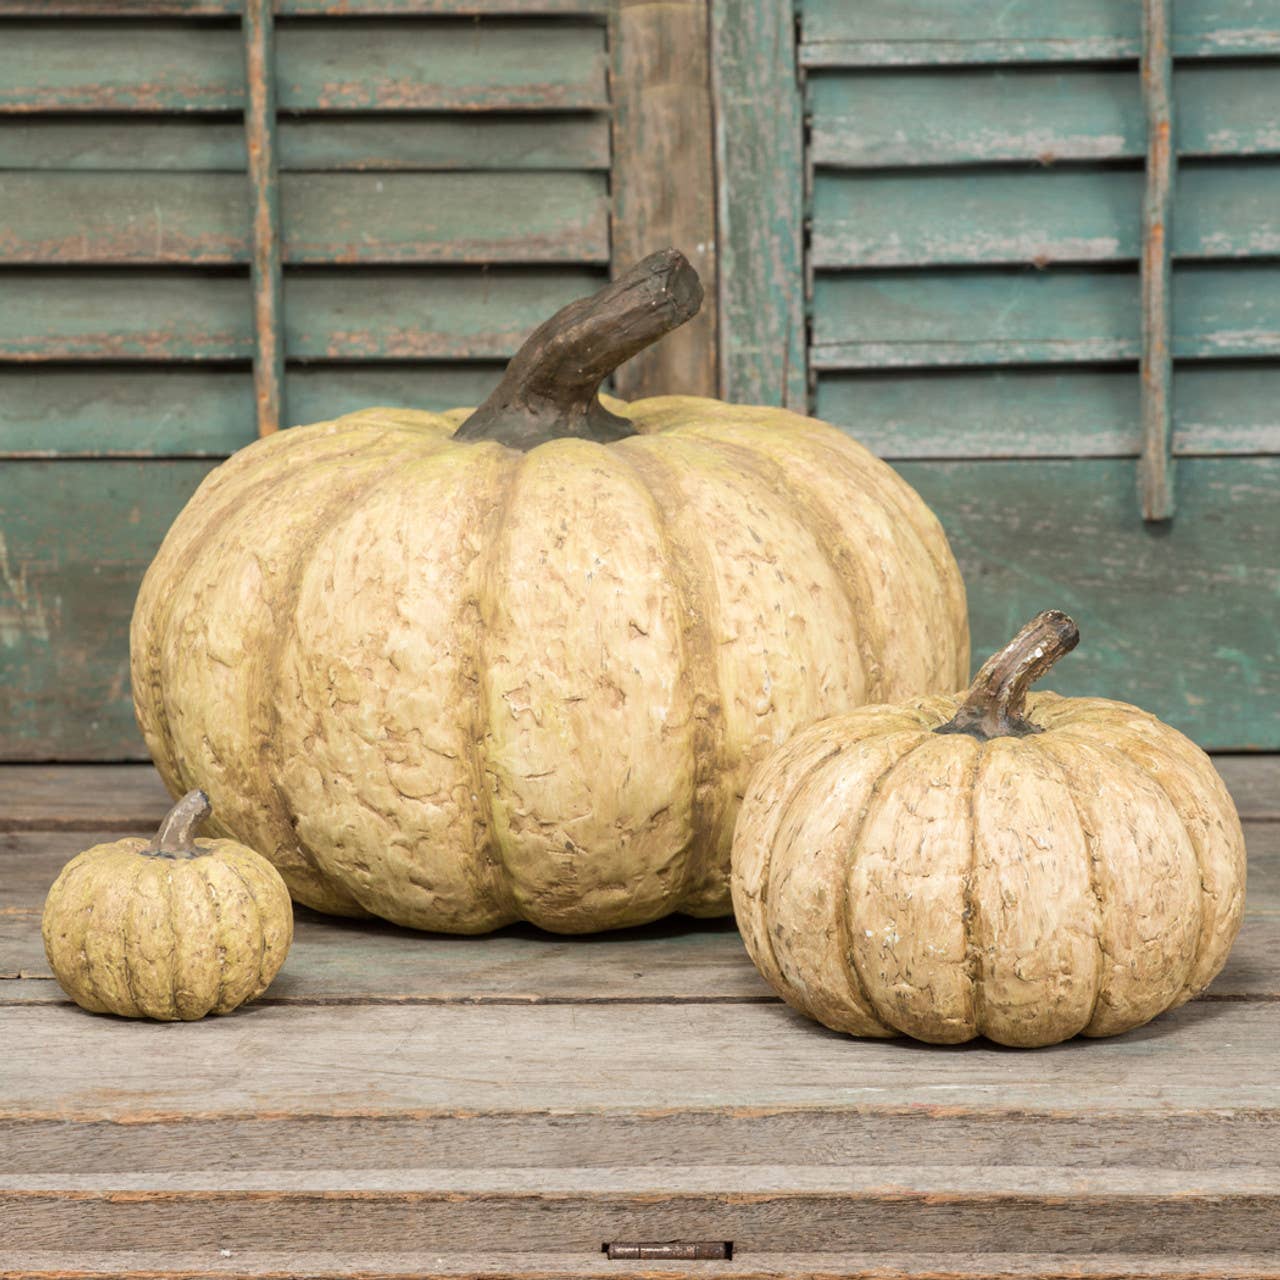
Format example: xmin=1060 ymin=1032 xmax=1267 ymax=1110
xmin=146 ymin=790 xmax=213 ymax=856
xmin=936 ymin=610 xmax=1079 ymax=742
xmin=453 ymin=248 xmax=703 ymax=450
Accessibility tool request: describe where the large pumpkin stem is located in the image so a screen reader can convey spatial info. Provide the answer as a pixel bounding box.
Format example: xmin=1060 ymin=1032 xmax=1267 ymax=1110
xmin=453 ymin=248 xmax=703 ymax=450
xmin=145 ymin=790 xmax=213 ymax=857
xmin=936 ymin=610 xmax=1079 ymax=742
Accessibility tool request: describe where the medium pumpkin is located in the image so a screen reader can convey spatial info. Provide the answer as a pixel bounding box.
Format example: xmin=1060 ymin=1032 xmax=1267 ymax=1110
xmin=42 ymin=791 xmax=293 ymax=1020
xmin=732 ymin=611 xmax=1246 ymax=1047
xmin=131 ymin=249 xmax=968 ymax=935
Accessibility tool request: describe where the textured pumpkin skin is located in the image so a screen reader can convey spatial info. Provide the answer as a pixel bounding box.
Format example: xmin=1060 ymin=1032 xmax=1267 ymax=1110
xmin=732 ymin=691 xmax=1246 ymax=1047
xmin=130 ymin=395 xmax=968 ymax=935
xmin=42 ymin=834 xmax=293 ymax=1020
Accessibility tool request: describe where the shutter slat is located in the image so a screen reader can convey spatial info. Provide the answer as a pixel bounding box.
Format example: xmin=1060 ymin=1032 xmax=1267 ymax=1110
xmin=0 ymin=116 xmax=610 ymax=172
xmin=0 ymin=172 xmax=608 ymax=265
xmin=815 ymin=365 xmax=1280 ymax=460
xmin=800 ymin=0 xmax=1280 ymax=65
xmin=810 ymin=64 xmax=1280 ymax=167
xmin=812 ymin=164 xmax=1280 ymax=269
xmin=812 ymin=266 xmax=1280 ymax=368
xmin=0 ymin=365 xmax=506 ymax=457
xmin=0 ymin=20 xmax=608 ymax=113
xmin=0 ymin=268 xmax=607 ymax=361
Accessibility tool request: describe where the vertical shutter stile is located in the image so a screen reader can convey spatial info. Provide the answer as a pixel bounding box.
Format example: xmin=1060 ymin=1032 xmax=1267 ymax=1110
xmin=242 ymin=0 xmax=285 ymax=437
xmin=1139 ymin=0 xmax=1176 ymax=520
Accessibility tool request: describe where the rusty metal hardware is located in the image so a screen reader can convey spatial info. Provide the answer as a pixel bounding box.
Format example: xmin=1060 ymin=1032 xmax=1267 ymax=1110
xmin=604 ymin=1240 xmax=732 ymax=1260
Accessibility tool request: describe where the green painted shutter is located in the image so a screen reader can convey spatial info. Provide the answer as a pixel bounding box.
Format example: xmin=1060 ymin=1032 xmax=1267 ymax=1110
xmin=0 ymin=2 xmax=611 ymax=759
xmin=801 ymin=0 xmax=1280 ymax=749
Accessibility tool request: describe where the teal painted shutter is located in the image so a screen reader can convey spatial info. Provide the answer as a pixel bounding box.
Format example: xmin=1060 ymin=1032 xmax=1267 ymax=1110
xmin=0 ymin=2 xmax=610 ymax=759
xmin=801 ymin=0 xmax=1280 ymax=749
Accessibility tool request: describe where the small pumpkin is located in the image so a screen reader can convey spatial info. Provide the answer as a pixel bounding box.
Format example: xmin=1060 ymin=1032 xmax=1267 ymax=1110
xmin=130 ymin=248 xmax=968 ymax=935
xmin=731 ymin=611 xmax=1246 ymax=1047
xmin=42 ymin=791 xmax=293 ymax=1020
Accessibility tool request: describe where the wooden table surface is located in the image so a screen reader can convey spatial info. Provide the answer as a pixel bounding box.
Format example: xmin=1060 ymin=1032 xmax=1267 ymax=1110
xmin=2 ymin=762 xmax=1278 ymax=1279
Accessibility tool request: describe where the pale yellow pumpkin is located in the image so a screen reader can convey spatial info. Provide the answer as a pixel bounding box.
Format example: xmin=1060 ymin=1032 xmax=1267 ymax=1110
xmin=42 ymin=791 xmax=293 ymax=1020
xmin=131 ymin=250 xmax=968 ymax=935
xmin=732 ymin=611 xmax=1247 ymax=1047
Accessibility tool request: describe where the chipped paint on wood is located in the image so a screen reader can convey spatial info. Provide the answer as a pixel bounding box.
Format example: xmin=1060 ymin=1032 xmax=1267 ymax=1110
xmin=0 ymin=20 xmax=608 ymax=114
xmin=815 ymin=365 xmax=1280 ymax=460
xmin=710 ymin=0 xmax=806 ymax=407
xmin=811 ymin=265 xmax=1280 ymax=369
xmin=0 ymin=269 xmax=606 ymax=362
xmin=799 ymin=0 xmax=1280 ymax=65
xmin=610 ymin=0 xmax=718 ymax=398
xmin=809 ymin=63 xmax=1280 ymax=166
xmin=811 ymin=166 xmax=1280 ymax=269
xmin=0 ymin=116 xmax=610 ymax=173
xmin=1139 ymin=0 xmax=1177 ymax=521
xmin=243 ymin=0 xmax=285 ymax=437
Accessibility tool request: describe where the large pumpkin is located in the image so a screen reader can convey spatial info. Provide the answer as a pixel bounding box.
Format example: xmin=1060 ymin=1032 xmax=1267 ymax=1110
xmin=131 ymin=249 xmax=968 ymax=934
xmin=731 ymin=611 xmax=1247 ymax=1046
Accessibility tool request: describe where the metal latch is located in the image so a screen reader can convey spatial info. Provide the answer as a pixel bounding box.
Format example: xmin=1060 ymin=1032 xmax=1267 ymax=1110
xmin=603 ymin=1241 xmax=732 ymax=1260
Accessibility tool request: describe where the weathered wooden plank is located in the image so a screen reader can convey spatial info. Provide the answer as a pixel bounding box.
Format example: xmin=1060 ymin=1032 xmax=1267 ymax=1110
xmin=4 ymin=1000 xmax=1279 ymax=1117
xmin=896 ymin=457 xmax=1280 ymax=750
xmin=0 ymin=767 xmax=172 ymax=831
xmin=243 ymin=0 xmax=285 ymax=437
xmin=4 ymin=1183 xmax=1280 ymax=1259
xmin=811 ymin=265 xmax=1280 ymax=368
xmin=815 ymin=364 xmax=1280 ymax=460
xmin=610 ymin=0 xmax=717 ymax=399
xmin=1219 ymin=756 xmax=1280 ymax=822
xmin=799 ymin=0 xmax=1280 ymax=64
xmin=0 ymin=172 xmax=609 ymax=265
xmin=0 ymin=462 xmax=215 ymax=761
xmin=809 ymin=64 xmax=1280 ymax=167
xmin=0 ymin=115 xmax=611 ymax=172
xmin=1139 ymin=0 xmax=1177 ymax=521
xmin=810 ymin=164 xmax=1280 ymax=269
xmin=0 ymin=268 xmax=605 ymax=363
xmin=5 ymin=824 xmax=1273 ymax=996
xmin=0 ymin=365 xmax=507 ymax=458
xmin=0 ymin=20 xmax=608 ymax=113
xmin=709 ymin=0 xmax=806 ymax=407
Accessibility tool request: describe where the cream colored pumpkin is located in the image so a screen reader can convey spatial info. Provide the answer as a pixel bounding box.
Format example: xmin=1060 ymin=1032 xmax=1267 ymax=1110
xmin=130 ymin=250 xmax=968 ymax=935
xmin=42 ymin=791 xmax=293 ymax=1020
xmin=732 ymin=611 xmax=1246 ymax=1047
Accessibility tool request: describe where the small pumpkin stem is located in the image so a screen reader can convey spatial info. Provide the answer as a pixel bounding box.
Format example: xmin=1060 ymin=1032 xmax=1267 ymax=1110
xmin=453 ymin=247 xmax=703 ymax=451
xmin=936 ymin=610 xmax=1080 ymax=742
xmin=147 ymin=790 xmax=213 ymax=855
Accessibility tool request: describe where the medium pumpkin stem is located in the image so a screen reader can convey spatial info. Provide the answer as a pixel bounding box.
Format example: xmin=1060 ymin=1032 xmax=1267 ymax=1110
xmin=147 ymin=790 xmax=213 ymax=855
xmin=453 ymin=247 xmax=703 ymax=450
xmin=936 ymin=610 xmax=1080 ymax=742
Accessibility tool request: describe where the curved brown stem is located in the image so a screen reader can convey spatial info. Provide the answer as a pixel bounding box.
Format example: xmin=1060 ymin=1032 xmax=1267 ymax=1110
xmin=145 ymin=790 xmax=213 ymax=857
xmin=936 ymin=610 xmax=1080 ymax=741
xmin=453 ymin=248 xmax=703 ymax=450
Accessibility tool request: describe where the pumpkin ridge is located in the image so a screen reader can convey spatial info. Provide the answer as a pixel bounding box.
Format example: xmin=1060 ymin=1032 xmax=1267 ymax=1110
xmin=473 ymin=445 xmax=533 ymax=922
xmin=681 ymin=434 xmax=882 ymax=705
xmin=1036 ymin=727 xmax=1209 ymax=1012
xmin=199 ymin=858 xmax=230 ymax=1014
xmin=160 ymin=859 xmax=182 ymax=1020
xmin=112 ymin=856 xmax=148 ymax=1018
xmin=754 ymin=739 xmax=845 ymax=1023
xmin=44 ymin=852 xmax=102 ymax=1012
xmin=680 ymin=417 xmax=967 ymax=694
xmin=134 ymin=424 xmax=391 ymax=796
xmin=245 ymin=444 xmax=434 ymax=913
xmin=1029 ymin=732 xmax=1198 ymax=1039
xmin=609 ymin=440 xmax=730 ymax=918
xmin=959 ymin=737 xmax=985 ymax=1041
xmin=456 ymin=445 xmax=524 ymax=928
xmin=1023 ymin=736 xmax=1109 ymax=1036
xmin=219 ymin=855 xmax=269 ymax=1000
xmin=841 ymin=730 xmax=944 ymax=1038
